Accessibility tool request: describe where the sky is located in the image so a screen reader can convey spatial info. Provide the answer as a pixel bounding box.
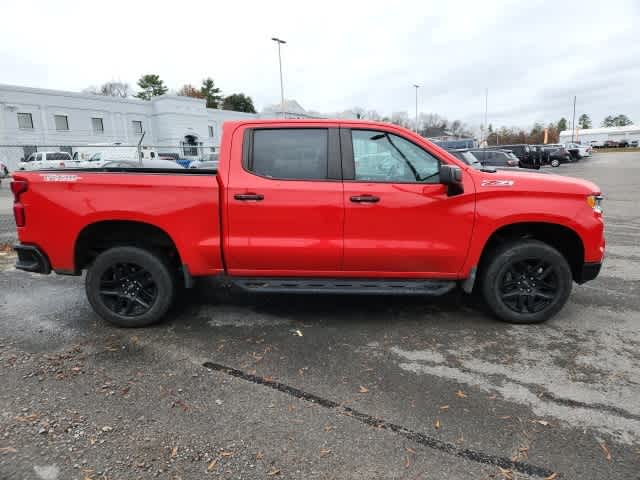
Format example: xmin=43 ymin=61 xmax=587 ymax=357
xmin=1 ymin=0 xmax=639 ymax=130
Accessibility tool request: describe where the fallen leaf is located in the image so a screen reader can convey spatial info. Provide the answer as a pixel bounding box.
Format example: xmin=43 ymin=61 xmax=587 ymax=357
xmin=256 ymin=451 xmax=264 ymax=460
xmin=439 ymin=405 xmax=449 ymax=411
xmin=71 ymin=367 xmax=82 ymax=372
xmin=498 ymin=467 xmax=514 ymax=479
xmin=101 ymin=426 xmax=112 ymax=432
xmin=0 ymin=447 xmax=17 ymax=453
xmin=220 ymin=451 xmax=234 ymax=457
xmin=171 ymin=446 xmax=178 ymax=458
xmin=600 ymin=442 xmax=612 ymax=462
xmin=404 ymin=455 xmax=411 ymax=468
xmin=434 ymin=418 xmax=442 ymax=429
xmin=498 ymin=415 xmax=512 ymax=420
xmin=456 ymin=390 xmax=467 ymax=399
xmin=405 ymin=447 xmax=416 ymax=454
xmin=15 ymin=414 xmax=38 ymax=422
xmin=319 ymin=448 xmax=331 ymax=457
xmin=267 ymin=467 xmax=281 ymax=475
xmin=207 ymin=458 xmax=218 ymax=471
xmin=323 ymin=425 xmax=333 ymax=432
xmin=530 ymin=419 xmax=549 ymax=426
xmin=292 ymin=329 xmax=303 ymax=337
xmin=358 ymin=386 xmax=369 ymax=394
xmin=544 ymin=473 xmax=558 ymax=480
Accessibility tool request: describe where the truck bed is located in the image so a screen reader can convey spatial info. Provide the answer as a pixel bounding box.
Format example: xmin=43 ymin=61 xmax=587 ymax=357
xmin=13 ymin=169 xmax=224 ymax=276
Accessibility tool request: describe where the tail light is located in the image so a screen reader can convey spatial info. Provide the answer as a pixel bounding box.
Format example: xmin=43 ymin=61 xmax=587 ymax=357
xmin=59 ymin=162 xmax=66 ymax=168
xmin=507 ymin=160 xmax=517 ymax=166
xmin=11 ymin=179 xmax=28 ymax=227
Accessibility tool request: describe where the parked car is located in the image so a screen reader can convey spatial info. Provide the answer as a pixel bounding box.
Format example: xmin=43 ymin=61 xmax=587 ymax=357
xmin=543 ymin=145 xmax=572 ymax=167
xmin=630 ymin=140 xmax=639 ymax=148
xmin=18 ymin=151 xmax=73 ymax=171
xmin=447 ymin=150 xmax=483 ymax=169
xmin=564 ymin=143 xmax=592 ymax=159
xmin=618 ymin=140 xmax=629 ymax=148
xmin=467 ymin=149 xmax=519 ymax=168
xmin=189 ymin=153 xmax=219 ymax=170
xmin=603 ymin=140 xmax=620 ymax=148
xmin=590 ymin=140 xmax=605 ymax=148
xmin=11 ymin=119 xmax=605 ymax=327
xmin=0 ymin=161 xmax=8 ymax=185
xmin=485 ymin=144 xmax=539 ymax=168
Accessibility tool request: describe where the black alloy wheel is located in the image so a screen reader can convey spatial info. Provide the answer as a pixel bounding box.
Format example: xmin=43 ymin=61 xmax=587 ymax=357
xmin=99 ymin=262 xmax=158 ymax=317
xmin=499 ymin=259 xmax=558 ymax=314
xmin=86 ymin=246 xmax=175 ymax=327
xmin=480 ymin=239 xmax=572 ymax=324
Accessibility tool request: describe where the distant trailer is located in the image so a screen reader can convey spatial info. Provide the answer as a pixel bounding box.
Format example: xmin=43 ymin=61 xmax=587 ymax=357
xmin=559 ymin=125 xmax=640 ymax=146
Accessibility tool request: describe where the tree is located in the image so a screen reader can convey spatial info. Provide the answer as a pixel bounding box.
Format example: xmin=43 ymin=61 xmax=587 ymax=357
xmin=200 ymin=78 xmax=223 ymax=109
xmin=613 ymin=114 xmax=632 ymax=126
xmin=222 ymin=93 xmax=256 ymax=113
xmin=135 ymin=74 xmax=168 ymax=100
xmin=557 ymin=117 xmax=568 ymax=132
xmin=177 ymin=84 xmax=204 ymax=99
xmin=601 ymin=115 xmax=615 ymax=127
xmin=86 ymin=81 xmax=131 ymax=98
xmin=390 ymin=111 xmax=410 ymax=129
xmin=577 ymin=114 xmax=591 ymax=129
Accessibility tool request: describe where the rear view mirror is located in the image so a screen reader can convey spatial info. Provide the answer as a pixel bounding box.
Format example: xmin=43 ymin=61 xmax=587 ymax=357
xmin=440 ymin=165 xmax=464 ymax=196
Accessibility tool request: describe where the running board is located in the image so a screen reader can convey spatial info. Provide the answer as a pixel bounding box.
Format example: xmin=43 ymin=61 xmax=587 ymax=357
xmin=231 ymin=277 xmax=457 ymax=296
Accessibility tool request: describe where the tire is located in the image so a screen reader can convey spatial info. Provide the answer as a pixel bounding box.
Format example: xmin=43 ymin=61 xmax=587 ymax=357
xmin=480 ymin=240 xmax=572 ymax=324
xmin=85 ymin=246 xmax=175 ymax=327
xmin=550 ymin=159 xmax=560 ymax=167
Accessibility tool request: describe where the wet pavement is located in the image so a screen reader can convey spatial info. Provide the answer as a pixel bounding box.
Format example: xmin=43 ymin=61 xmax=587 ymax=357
xmin=1 ymin=153 xmax=639 ymax=479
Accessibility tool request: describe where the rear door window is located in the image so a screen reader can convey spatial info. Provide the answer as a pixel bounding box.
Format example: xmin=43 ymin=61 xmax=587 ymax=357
xmin=250 ymin=129 xmax=328 ymax=180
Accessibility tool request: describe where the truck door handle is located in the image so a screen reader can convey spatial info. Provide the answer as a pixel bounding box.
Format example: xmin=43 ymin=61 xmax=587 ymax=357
xmin=350 ymin=195 xmax=380 ymax=203
xmin=234 ymin=193 xmax=264 ymax=201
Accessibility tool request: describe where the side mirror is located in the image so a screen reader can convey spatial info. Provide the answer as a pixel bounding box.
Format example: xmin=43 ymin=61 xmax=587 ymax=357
xmin=440 ymin=164 xmax=464 ymax=196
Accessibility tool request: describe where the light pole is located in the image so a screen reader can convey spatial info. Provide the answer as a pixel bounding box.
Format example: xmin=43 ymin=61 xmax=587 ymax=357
xmin=271 ymin=37 xmax=286 ymax=119
xmin=413 ymin=84 xmax=420 ymax=133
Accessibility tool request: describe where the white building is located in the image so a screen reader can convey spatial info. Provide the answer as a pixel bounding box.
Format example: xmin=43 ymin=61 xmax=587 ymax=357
xmin=559 ymin=124 xmax=640 ymax=146
xmin=0 ymin=83 xmax=258 ymax=171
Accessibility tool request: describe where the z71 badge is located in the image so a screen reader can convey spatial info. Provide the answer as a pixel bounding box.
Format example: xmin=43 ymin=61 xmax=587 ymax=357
xmin=481 ymin=179 xmax=514 ymax=187
xmin=40 ymin=174 xmax=82 ymax=182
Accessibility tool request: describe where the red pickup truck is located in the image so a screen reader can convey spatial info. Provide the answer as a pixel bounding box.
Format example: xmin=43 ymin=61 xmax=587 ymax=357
xmin=10 ymin=120 xmax=605 ymax=327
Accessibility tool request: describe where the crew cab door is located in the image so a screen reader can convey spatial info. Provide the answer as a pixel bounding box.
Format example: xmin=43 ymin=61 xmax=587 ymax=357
xmin=340 ymin=127 xmax=475 ymax=277
xmin=225 ymin=125 xmax=344 ymax=275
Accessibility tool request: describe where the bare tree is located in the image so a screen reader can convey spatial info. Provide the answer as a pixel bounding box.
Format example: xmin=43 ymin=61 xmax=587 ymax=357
xmin=86 ymin=81 xmax=131 ymax=98
xmin=390 ymin=111 xmax=410 ymax=128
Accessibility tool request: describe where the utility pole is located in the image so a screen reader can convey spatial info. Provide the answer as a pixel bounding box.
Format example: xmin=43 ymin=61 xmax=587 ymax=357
xmin=271 ymin=37 xmax=286 ymax=119
xmin=413 ymin=84 xmax=420 ymax=133
xmin=571 ymin=95 xmax=577 ymax=143
xmin=484 ymin=88 xmax=488 ymax=145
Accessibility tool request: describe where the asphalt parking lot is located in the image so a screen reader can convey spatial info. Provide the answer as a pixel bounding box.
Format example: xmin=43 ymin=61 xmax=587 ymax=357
xmin=1 ymin=153 xmax=638 ymax=479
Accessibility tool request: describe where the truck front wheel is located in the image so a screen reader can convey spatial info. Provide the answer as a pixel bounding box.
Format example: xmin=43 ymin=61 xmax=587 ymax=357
xmin=86 ymin=246 xmax=175 ymax=327
xmin=480 ymin=240 xmax=572 ymax=324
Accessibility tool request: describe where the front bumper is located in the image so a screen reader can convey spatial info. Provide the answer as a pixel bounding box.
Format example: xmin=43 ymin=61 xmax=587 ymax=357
xmin=576 ymin=262 xmax=602 ymax=284
xmin=14 ymin=244 xmax=51 ymax=274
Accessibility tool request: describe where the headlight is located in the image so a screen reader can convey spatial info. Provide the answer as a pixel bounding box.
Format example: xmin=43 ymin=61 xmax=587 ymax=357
xmin=587 ymin=194 xmax=603 ymax=214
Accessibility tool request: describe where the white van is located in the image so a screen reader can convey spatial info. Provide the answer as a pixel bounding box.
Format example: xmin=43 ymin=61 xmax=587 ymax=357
xmin=18 ymin=151 xmax=73 ymax=171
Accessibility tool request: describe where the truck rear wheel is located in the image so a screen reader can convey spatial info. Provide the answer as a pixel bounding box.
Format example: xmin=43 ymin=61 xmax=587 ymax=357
xmin=86 ymin=246 xmax=175 ymax=327
xmin=480 ymin=240 xmax=572 ymax=324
